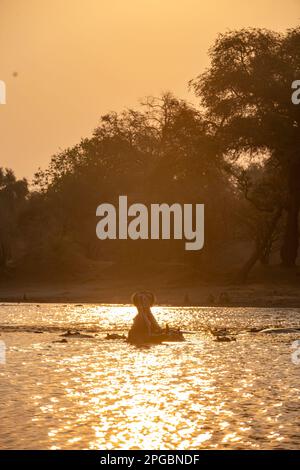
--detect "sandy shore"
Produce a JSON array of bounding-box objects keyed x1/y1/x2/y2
[{"x1": 0, "y1": 277, "x2": 299, "y2": 307}]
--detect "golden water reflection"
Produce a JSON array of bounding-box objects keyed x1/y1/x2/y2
[{"x1": 0, "y1": 304, "x2": 300, "y2": 449}]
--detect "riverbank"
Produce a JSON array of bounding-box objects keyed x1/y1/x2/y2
[{"x1": 0, "y1": 276, "x2": 299, "y2": 307}]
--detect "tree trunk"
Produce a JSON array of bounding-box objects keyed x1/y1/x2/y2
[
  {"x1": 280, "y1": 200, "x2": 299, "y2": 266},
  {"x1": 238, "y1": 207, "x2": 282, "y2": 282},
  {"x1": 260, "y1": 238, "x2": 272, "y2": 265},
  {"x1": 280, "y1": 164, "x2": 300, "y2": 267},
  {"x1": 0, "y1": 241, "x2": 9, "y2": 268}
]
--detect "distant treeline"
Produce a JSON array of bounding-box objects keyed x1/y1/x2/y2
[{"x1": 1, "y1": 27, "x2": 299, "y2": 281}]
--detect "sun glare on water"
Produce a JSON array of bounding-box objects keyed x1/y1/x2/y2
[{"x1": 1, "y1": 303, "x2": 299, "y2": 449}]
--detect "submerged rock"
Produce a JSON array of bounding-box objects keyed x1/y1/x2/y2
[
  {"x1": 259, "y1": 327, "x2": 300, "y2": 334},
  {"x1": 60, "y1": 330, "x2": 94, "y2": 338},
  {"x1": 247, "y1": 327, "x2": 262, "y2": 333},
  {"x1": 214, "y1": 335, "x2": 236, "y2": 342},
  {"x1": 210, "y1": 328, "x2": 229, "y2": 337},
  {"x1": 106, "y1": 333, "x2": 127, "y2": 340}
]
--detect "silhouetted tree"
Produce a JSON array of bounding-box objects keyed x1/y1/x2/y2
[
  {"x1": 191, "y1": 27, "x2": 300, "y2": 266},
  {"x1": 0, "y1": 168, "x2": 28, "y2": 268},
  {"x1": 32, "y1": 93, "x2": 237, "y2": 273}
]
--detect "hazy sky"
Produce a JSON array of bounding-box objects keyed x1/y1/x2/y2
[{"x1": 0, "y1": 0, "x2": 299, "y2": 180}]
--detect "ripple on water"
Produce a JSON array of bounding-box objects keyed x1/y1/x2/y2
[{"x1": 0, "y1": 304, "x2": 300, "y2": 449}]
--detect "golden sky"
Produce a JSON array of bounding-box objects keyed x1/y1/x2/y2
[{"x1": 0, "y1": 0, "x2": 299, "y2": 179}]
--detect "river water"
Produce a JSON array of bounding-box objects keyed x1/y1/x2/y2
[{"x1": 0, "y1": 303, "x2": 300, "y2": 449}]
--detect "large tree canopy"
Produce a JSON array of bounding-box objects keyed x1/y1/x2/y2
[
  {"x1": 190, "y1": 27, "x2": 300, "y2": 266},
  {"x1": 1, "y1": 28, "x2": 299, "y2": 282}
]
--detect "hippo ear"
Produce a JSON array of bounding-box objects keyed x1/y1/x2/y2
[
  {"x1": 131, "y1": 292, "x2": 140, "y2": 306},
  {"x1": 144, "y1": 291, "x2": 155, "y2": 306}
]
